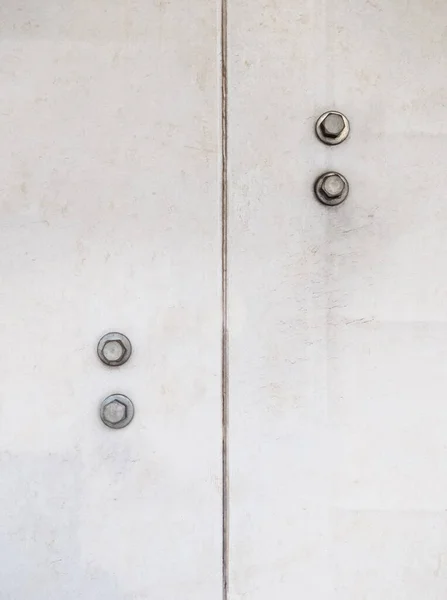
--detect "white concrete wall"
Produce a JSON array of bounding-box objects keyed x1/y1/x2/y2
[
  {"x1": 227, "y1": 1, "x2": 447, "y2": 598},
  {"x1": 1, "y1": 1, "x2": 447, "y2": 598},
  {"x1": 0, "y1": 2, "x2": 222, "y2": 599}
]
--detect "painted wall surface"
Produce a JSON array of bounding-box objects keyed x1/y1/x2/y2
[
  {"x1": 0, "y1": 2, "x2": 222, "y2": 599},
  {"x1": 1, "y1": 1, "x2": 447, "y2": 598},
  {"x1": 228, "y1": 1, "x2": 447, "y2": 599}
]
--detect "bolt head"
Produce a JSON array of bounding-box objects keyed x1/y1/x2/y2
[
  {"x1": 314, "y1": 171, "x2": 349, "y2": 206},
  {"x1": 97, "y1": 332, "x2": 132, "y2": 367},
  {"x1": 316, "y1": 111, "x2": 350, "y2": 145},
  {"x1": 103, "y1": 399, "x2": 127, "y2": 424},
  {"x1": 322, "y1": 174, "x2": 345, "y2": 199},
  {"x1": 100, "y1": 394, "x2": 135, "y2": 429},
  {"x1": 102, "y1": 339, "x2": 126, "y2": 363},
  {"x1": 321, "y1": 113, "x2": 345, "y2": 138}
]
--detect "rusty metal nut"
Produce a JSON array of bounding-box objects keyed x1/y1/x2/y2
[
  {"x1": 100, "y1": 394, "x2": 134, "y2": 429},
  {"x1": 314, "y1": 172, "x2": 349, "y2": 206},
  {"x1": 315, "y1": 111, "x2": 350, "y2": 145},
  {"x1": 97, "y1": 332, "x2": 132, "y2": 366}
]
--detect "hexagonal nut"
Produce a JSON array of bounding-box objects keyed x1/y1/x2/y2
[
  {"x1": 97, "y1": 332, "x2": 132, "y2": 366},
  {"x1": 102, "y1": 339, "x2": 126, "y2": 363},
  {"x1": 321, "y1": 113, "x2": 345, "y2": 138},
  {"x1": 314, "y1": 172, "x2": 349, "y2": 206},
  {"x1": 322, "y1": 174, "x2": 345, "y2": 199},
  {"x1": 103, "y1": 399, "x2": 127, "y2": 424},
  {"x1": 100, "y1": 394, "x2": 134, "y2": 429},
  {"x1": 316, "y1": 111, "x2": 350, "y2": 145}
]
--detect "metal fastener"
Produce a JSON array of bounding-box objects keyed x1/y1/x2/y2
[
  {"x1": 100, "y1": 394, "x2": 135, "y2": 429},
  {"x1": 314, "y1": 172, "x2": 349, "y2": 206},
  {"x1": 315, "y1": 111, "x2": 350, "y2": 145},
  {"x1": 97, "y1": 332, "x2": 132, "y2": 367}
]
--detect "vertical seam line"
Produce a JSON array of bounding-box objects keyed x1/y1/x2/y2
[{"x1": 220, "y1": 0, "x2": 229, "y2": 597}]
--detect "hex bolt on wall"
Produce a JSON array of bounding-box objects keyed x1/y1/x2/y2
[
  {"x1": 315, "y1": 111, "x2": 350, "y2": 145},
  {"x1": 314, "y1": 172, "x2": 349, "y2": 206},
  {"x1": 97, "y1": 332, "x2": 132, "y2": 367},
  {"x1": 100, "y1": 394, "x2": 135, "y2": 429}
]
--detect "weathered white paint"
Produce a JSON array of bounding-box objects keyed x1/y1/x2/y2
[
  {"x1": 2, "y1": 0, "x2": 447, "y2": 597},
  {"x1": 0, "y1": 2, "x2": 221, "y2": 598},
  {"x1": 228, "y1": 1, "x2": 447, "y2": 598}
]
